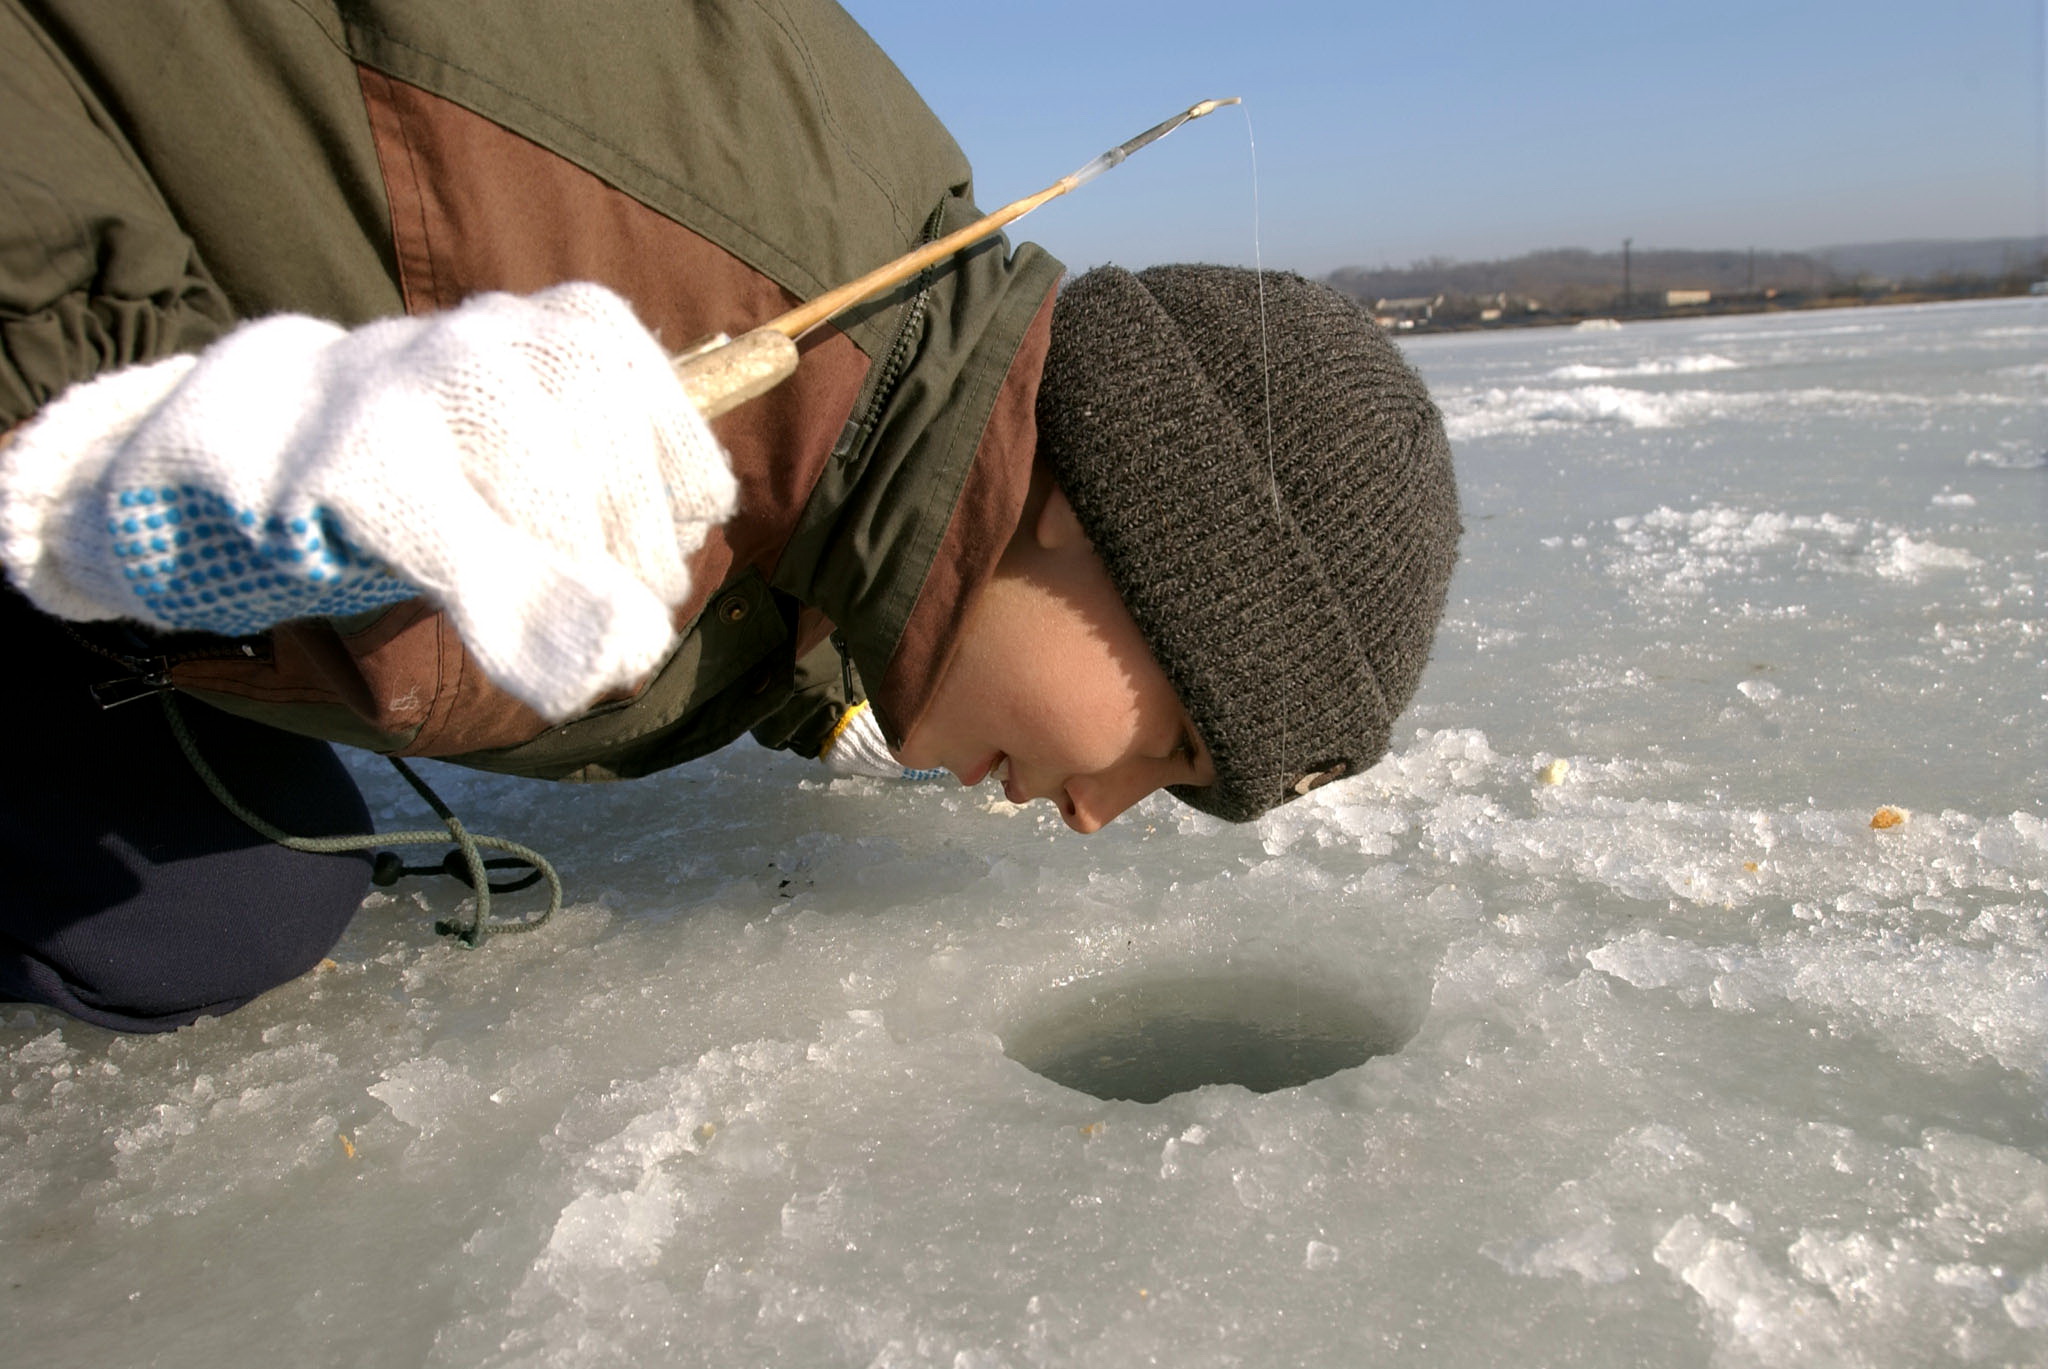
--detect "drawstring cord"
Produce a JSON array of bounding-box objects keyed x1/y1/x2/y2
[{"x1": 157, "y1": 693, "x2": 559, "y2": 945}]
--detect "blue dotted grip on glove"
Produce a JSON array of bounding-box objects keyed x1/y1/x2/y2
[{"x1": 109, "y1": 485, "x2": 416, "y2": 635}]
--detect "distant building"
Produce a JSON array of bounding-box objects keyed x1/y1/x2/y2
[
  {"x1": 1373, "y1": 295, "x2": 1442, "y2": 330},
  {"x1": 1665, "y1": 289, "x2": 1712, "y2": 308},
  {"x1": 1477, "y1": 292, "x2": 1532, "y2": 322}
]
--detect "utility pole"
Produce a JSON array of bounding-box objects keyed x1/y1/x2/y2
[
  {"x1": 1748, "y1": 247, "x2": 1756, "y2": 293},
  {"x1": 1622, "y1": 237, "x2": 1632, "y2": 312}
]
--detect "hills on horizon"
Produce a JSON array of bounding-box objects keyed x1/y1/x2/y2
[
  {"x1": 1325, "y1": 236, "x2": 2045, "y2": 315},
  {"x1": 1805, "y1": 237, "x2": 2047, "y2": 280}
]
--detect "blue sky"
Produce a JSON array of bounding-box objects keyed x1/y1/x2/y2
[{"x1": 838, "y1": 1, "x2": 2047, "y2": 274}]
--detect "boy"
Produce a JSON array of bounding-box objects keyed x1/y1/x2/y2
[{"x1": 0, "y1": 0, "x2": 1460, "y2": 1032}]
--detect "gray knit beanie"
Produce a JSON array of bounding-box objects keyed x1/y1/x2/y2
[{"x1": 1036, "y1": 265, "x2": 1461, "y2": 822}]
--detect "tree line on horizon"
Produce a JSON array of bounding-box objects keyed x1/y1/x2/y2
[{"x1": 1323, "y1": 237, "x2": 2047, "y2": 324}]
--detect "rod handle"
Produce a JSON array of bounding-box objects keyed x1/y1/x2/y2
[{"x1": 670, "y1": 327, "x2": 801, "y2": 420}]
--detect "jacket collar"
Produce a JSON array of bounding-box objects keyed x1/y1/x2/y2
[{"x1": 775, "y1": 260, "x2": 1061, "y2": 748}]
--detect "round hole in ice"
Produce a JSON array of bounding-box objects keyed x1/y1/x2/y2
[{"x1": 1003, "y1": 972, "x2": 1417, "y2": 1103}]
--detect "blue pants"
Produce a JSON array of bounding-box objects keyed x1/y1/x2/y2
[{"x1": 1, "y1": 590, "x2": 372, "y2": 1033}]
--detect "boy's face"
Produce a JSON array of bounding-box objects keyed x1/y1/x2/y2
[{"x1": 895, "y1": 476, "x2": 1216, "y2": 832}]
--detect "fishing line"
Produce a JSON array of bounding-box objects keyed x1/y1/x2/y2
[
  {"x1": 1238, "y1": 100, "x2": 1289, "y2": 783},
  {"x1": 1241, "y1": 102, "x2": 1279, "y2": 522}
]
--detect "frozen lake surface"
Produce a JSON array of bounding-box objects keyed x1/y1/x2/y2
[{"x1": 5, "y1": 297, "x2": 2045, "y2": 1366}]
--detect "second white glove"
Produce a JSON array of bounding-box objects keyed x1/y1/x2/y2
[{"x1": 0, "y1": 283, "x2": 737, "y2": 720}]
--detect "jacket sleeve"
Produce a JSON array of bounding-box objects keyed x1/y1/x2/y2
[{"x1": 0, "y1": 2, "x2": 235, "y2": 431}]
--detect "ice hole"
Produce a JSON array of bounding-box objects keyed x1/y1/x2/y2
[{"x1": 1004, "y1": 972, "x2": 1419, "y2": 1104}]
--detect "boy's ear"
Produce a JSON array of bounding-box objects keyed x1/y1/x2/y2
[{"x1": 1033, "y1": 480, "x2": 1092, "y2": 553}]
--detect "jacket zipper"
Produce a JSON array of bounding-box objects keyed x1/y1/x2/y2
[{"x1": 829, "y1": 201, "x2": 948, "y2": 463}]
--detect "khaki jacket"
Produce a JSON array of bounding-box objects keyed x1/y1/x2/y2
[{"x1": 2, "y1": 0, "x2": 1061, "y2": 779}]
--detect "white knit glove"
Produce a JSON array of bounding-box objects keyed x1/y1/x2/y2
[
  {"x1": 819, "y1": 700, "x2": 947, "y2": 781},
  {"x1": 0, "y1": 283, "x2": 735, "y2": 720}
]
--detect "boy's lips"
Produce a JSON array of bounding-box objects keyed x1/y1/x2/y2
[{"x1": 958, "y1": 751, "x2": 1003, "y2": 787}]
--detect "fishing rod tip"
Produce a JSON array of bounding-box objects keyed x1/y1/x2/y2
[{"x1": 1191, "y1": 97, "x2": 1244, "y2": 116}]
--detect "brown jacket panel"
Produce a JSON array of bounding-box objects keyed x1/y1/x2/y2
[
  {"x1": 875, "y1": 289, "x2": 1055, "y2": 747},
  {"x1": 173, "y1": 70, "x2": 872, "y2": 757}
]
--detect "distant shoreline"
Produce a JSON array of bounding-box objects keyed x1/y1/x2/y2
[
  {"x1": 1344, "y1": 279, "x2": 2041, "y2": 337},
  {"x1": 1325, "y1": 235, "x2": 2046, "y2": 335}
]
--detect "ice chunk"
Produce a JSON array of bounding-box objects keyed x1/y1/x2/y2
[
  {"x1": 1483, "y1": 1222, "x2": 1633, "y2": 1284},
  {"x1": 1655, "y1": 1216, "x2": 1852, "y2": 1365},
  {"x1": 536, "y1": 1172, "x2": 680, "y2": 1280},
  {"x1": 1441, "y1": 384, "x2": 1761, "y2": 441},
  {"x1": 1548, "y1": 353, "x2": 1740, "y2": 380},
  {"x1": 14, "y1": 1031, "x2": 70, "y2": 1068},
  {"x1": 366, "y1": 1057, "x2": 486, "y2": 1138},
  {"x1": 1588, "y1": 932, "x2": 1714, "y2": 994},
  {"x1": 1873, "y1": 535, "x2": 1980, "y2": 579},
  {"x1": 2005, "y1": 1266, "x2": 2048, "y2": 1330}
]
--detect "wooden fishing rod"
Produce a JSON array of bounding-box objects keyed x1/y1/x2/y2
[{"x1": 672, "y1": 97, "x2": 1241, "y2": 419}]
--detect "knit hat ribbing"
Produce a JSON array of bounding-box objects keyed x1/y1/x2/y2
[{"x1": 1035, "y1": 265, "x2": 1461, "y2": 822}]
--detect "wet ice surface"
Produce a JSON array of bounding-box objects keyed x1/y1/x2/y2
[{"x1": 5, "y1": 299, "x2": 2046, "y2": 1366}]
